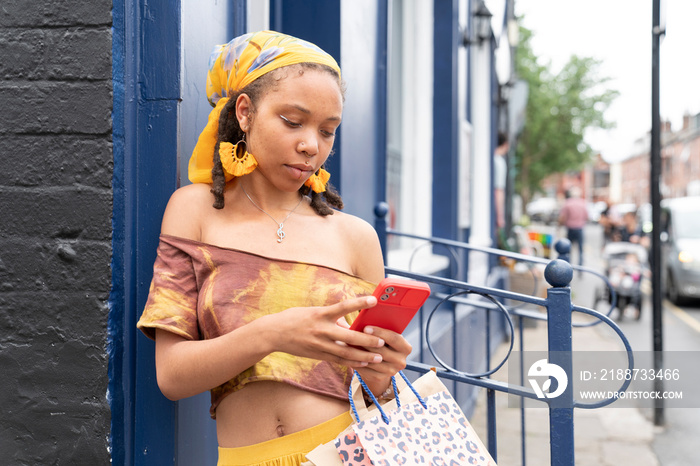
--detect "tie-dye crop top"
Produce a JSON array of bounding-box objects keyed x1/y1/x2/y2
[{"x1": 137, "y1": 234, "x2": 376, "y2": 419}]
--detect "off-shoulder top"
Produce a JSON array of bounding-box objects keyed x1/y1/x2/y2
[{"x1": 137, "y1": 234, "x2": 376, "y2": 418}]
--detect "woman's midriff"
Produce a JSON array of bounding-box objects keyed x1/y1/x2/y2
[{"x1": 215, "y1": 381, "x2": 350, "y2": 448}]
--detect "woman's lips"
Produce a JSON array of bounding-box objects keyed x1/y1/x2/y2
[{"x1": 285, "y1": 164, "x2": 313, "y2": 180}]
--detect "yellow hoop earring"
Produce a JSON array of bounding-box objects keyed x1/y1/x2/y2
[
  {"x1": 219, "y1": 138, "x2": 258, "y2": 177},
  {"x1": 304, "y1": 167, "x2": 331, "y2": 193}
]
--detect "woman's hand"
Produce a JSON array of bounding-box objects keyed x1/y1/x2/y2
[
  {"x1": 268, "y1": 295, "x2": 412, "y2": 396},
  {"x1": 335, "y1": 319, "x2": 412, "y2": 397},
  {"x1": 267, "y1": 296, "x2": 390, "y2": 369},
  {"x1": 354, "y1": 327, "x2": 412, "y2": 396}
]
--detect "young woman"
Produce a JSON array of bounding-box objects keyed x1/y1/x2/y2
[{"x1": 137, "y1": 31, "x2": 411, "y2": 466}]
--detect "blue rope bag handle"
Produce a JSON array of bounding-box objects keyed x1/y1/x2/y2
[{"x1": 349, "y1": 371, "x2": 428, "y2": 424}]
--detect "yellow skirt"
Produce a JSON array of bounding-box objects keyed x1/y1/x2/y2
[{"x1": 217, "y1": 411, "x2": 353, "y2": 466}]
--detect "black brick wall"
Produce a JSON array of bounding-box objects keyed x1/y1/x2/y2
[{"x1": 0, "y1": 1, "x2": 113, "y2": 464}]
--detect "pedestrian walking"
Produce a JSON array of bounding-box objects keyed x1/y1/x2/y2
[{"x1": 558, "y1": 186, "x2": 589, "y2": 266}]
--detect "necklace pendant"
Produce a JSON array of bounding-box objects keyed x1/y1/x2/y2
[
  {"x1": 240, "y1": 185, "x2": 302, "y2": 244},
  {"x1": 276, "y1": 223, "x2": 285, "y2": 243}
]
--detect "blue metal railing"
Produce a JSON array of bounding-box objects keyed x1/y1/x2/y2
[{"x1": 376, "y1": 213, "x2": 633, "y2": 465}]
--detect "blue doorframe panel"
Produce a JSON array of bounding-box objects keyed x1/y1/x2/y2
[
  {"x1": 270, "y1": 0, "x2": 283, "y2": 32},
  {"x1": 133, "y1": 0, "x2": 182, "y2": 462},
  {"x1": 374, "y1": 1, "x2": 389, "y2": 233},
  {"x1": 133, "y1": 101, "x2": 179, "y2": 466},
  {"x1": 108, "y1": 0, "x2": 130, "y2": 462},
  {"x1": 432, "y1": 0, "x2": 461, "y2": 242},
  {"x1": 109, "y1": 0, "x2": 181, "y2": 464},
  {"x1": 269, "y1": 0, "x2": 341, "y2": 68},
  {"x1": 231, "y1": 0, "x2": 247, "y2": 37},
  {"x1": 270, "y1": 0, "x2": 342, "y2": 193}
]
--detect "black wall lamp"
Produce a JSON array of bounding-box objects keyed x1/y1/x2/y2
[{"x1": 462, "y1": 0, "x2": 493, "y2": 47}]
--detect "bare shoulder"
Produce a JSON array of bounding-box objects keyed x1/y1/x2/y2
[
  {"x1": 160, "y1": 183, "x2": 215, "y2": 240},
  {"x1": 332, "y1": 210, "x2": 378, "y2": 243},
  {"x1": 330, "y1": 210, "x2": 385, "y2": 282}
]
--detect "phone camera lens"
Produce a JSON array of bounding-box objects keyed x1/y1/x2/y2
[
  {"x1": 385, "y1": 287, "x2": 395, "y2": 293},
  {"x1": 380, "y1": 294, "x2": 390, "y2": 301}
]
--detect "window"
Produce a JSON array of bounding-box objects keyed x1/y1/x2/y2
[{"x1": 385, "y1": 0, "x2": 443, "y2": 273}]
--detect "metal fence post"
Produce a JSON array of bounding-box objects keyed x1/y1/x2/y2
[{"x1": 544, "y1": 259, "x2": 575, "y2": 466}]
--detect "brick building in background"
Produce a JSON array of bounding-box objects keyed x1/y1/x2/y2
[
  {"x1": 548, "y1": 111, "x2": 700, "y2": 212},
  {"x1": 661, "y1": 113, "x2": 700, "y2": 198},
  {"x1": 617, "y1": 113, "x2": 700, "y2": 206},
  {"x1": 0, "y1": 1, "x2": 112, "y2": 463}
]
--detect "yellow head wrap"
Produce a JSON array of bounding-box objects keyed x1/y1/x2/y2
[{"x1": 188, "y1": 31, "x2": 341, "y2": 184}]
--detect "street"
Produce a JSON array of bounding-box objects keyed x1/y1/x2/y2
[{"x1": 570, "y1": 223, "x2": 700, "y2": 466}]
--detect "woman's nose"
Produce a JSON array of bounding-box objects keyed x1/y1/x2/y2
[{"x1": 298, "y1": 134, "x2": 318, "y2": 156}]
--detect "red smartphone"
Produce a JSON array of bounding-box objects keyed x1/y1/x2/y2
[{"x1": 349, "y1": 277, "x2": 431, "y2": 334}]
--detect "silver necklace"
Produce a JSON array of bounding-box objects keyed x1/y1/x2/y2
[{"x1": 241, "y1": 185, "x2": 304, "y2": 243}]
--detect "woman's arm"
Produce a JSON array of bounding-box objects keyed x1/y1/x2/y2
[
  {"x1": 155, "y1": 295, "x2": 390, "y2": 400},
  {"x1": 154, "y1": 318, "x2": 271, "y2": 400}
]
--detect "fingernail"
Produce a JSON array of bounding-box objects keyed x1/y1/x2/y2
[
  {"x1": 364, "y1": 327, "x2": 374, "y2": 335},
  {"x1": 376, "y1": 338, "x2": 385, "y2": 347},
  {"x1": 373, "y1": 355, "x2": 383, "y2": 363}
]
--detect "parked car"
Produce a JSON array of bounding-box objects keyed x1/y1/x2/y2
[{"x1": 660, "y1": 197, "x2": 700, "y2": 304}]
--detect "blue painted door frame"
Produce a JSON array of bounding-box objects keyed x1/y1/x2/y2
[
  {"x1": 110, "y1": 0, "x2": 181, "y2": 464},
  {"x1": 433, "y1": 0, "x2": 469, "y2": 282},
  {"x1": 433, "y1": 0, "x2": 460, "y2": 241}
]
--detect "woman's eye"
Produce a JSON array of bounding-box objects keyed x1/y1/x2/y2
[
  {"x1": 279, "y1": 115, "x2": 301, "y2": 127},
  {"x1": 321, "y1": 129, "x2": 336, "y2": 138}
]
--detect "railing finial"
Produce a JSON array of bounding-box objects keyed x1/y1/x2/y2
[
  {"x1": 555, "y1": 238, "x2": 572, "y2": 262},
  {"x1": 374, "y1": 201, "x2": 390, "y2": 220},
  {"x1": 544, "y1": 259, "x2": 573, "y2": 287}
]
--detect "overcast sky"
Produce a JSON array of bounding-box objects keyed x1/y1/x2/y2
[{"x1": 515, "y1": 0, "x2": 700, "y2": 162}]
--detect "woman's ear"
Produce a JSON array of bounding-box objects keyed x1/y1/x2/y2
[{"x1": 235, "y1": 93, "x2": 252, "y2": 131}]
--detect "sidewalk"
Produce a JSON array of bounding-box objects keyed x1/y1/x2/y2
[{"x1": 470, "y1": 277, "x2": 661, "y2": 465}]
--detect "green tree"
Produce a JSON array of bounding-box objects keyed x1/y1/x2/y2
[{"x1": 515, "y1": 25, "x2": 619, "y2": 206}]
